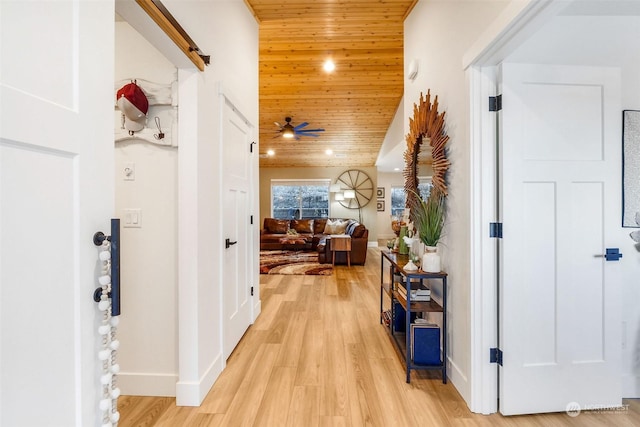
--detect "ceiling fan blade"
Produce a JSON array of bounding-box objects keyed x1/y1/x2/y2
[
  {"x1": 293, "y1": 122, "x2": 309, "y2": 131},
  {"x1": 297, "y1": 128, "x2": 325, "y2": 133},
  {"x1": 298, "y1": 133, "x2": 321, "y2": 138},
  {"x1": 274, "y1": 122, "x2": 283, "y2": 128}
]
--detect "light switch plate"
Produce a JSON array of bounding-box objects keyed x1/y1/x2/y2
[{"x1": 123, "y1": 208, "x2": 141, "y2": 228}]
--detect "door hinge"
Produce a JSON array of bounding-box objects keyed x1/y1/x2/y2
[
  {"x1": 250, "y1": 215, "x2": 253, "y2": 225},
  {"x1": 490, "y1": 348, "x2": 503, "y2": 365},
  {"x1": 489, "y1": 222, "x2": 503, "y2": 238},
  {"x1": 489, "y1": 95, "x2": 502, "y2": 112},
  {"x1": 250, "y1": 286, "x2": 254, "y2": 296},
  {"x1": 250, "y1": 141, "x2": 256, "y2": 153}
]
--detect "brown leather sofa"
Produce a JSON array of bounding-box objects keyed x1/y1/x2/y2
[
  {"x1": 260, "y1": 218, "x2": 325, "y2": 250},
  {"x1": 260, "y1": 217, "x2": 369, "y2": 265}
]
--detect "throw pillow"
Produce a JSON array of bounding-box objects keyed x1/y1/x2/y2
[
  {"x1": 264, "y1": 218, "x2": 289, "y2": 234},
  {"x1": 291, "y1": 219, "x2": 313, "y2": 234},
  {"x1": 324, "y1": 218, "x2": 347, "y2": 235},
  {"x1": 334, "y1": 220, "x2": 348, "y2": 234}
]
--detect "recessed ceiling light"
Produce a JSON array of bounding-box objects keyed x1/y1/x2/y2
[
  {"x1": 394, "y1": 167, "x2": 400, "y2": 171},
  {"x1": 323, "y1": 59, "x2": 335, "y2": 73},
  {"x1": 325, "y1": 149, "x2": 333, "y2": 155},
  {"x1": 267, "y1": 149, "x2": 275, "y2": 156}
]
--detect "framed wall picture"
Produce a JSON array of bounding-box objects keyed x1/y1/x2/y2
[
  {"x1": 377, "y1": 200, "x2": 385, "y2": 212},
  {"x1": 377, "y1": 187, "x2": 385, "y2": 198},
  {"x1": 623, "y1": 110, "x2": 640, "y2": 227}
]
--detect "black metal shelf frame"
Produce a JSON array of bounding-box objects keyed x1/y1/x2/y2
[{"x1": 380, "y1": 250, "x2": 447, "y2": 383}]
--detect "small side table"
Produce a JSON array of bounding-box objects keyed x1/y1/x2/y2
[{"x1": 330, "y1": 235, "x2": 352, "y2": 267}]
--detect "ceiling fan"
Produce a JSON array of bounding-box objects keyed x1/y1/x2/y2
[{"x1": 274, "y1": 117, "x2": 325, "y2": 139}]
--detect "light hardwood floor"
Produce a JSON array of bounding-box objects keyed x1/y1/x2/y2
[{"x1": 119, "y1": 248, "x2": 640, "y2": 426}]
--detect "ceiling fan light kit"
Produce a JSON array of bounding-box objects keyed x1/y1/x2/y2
[
  {"x1": 274, "y1": 117, "x2": 325, "y2": 140},
  {"x1": 282, "y1": 125, "x2": 295, "y2": 138}
]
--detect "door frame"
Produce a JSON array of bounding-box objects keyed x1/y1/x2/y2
[{"x1": 465, "y1": 0, "x2": 572, "y2": 414}]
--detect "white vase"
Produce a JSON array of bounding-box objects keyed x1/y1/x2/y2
[{"x1": 422, "y1": 246, "x2": 441, "y2": 273}]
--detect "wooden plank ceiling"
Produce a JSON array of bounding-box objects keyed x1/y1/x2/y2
[{"x1": 245, "y1": 0, "x2": 417, "y2": 168}]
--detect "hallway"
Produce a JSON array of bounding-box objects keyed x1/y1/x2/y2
[{"x1": 118, "y1": 248, "x2": 640, "y2": 426}]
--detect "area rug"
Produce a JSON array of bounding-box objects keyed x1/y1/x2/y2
[{"x1": 259, "y1": 250, "x2": 333, "y2": 275}]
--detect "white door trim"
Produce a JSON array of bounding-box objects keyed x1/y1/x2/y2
[
  {"x1": 465, "y1": 0, "x2": 570, "y2": 414},
  {"x1": 468, "y1": 65, "x2": 499, "y2": 414}
]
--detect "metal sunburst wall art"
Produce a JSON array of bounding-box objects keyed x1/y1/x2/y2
[{"x1": 403, "y1": 90, "x2": 450, "y2": 224}]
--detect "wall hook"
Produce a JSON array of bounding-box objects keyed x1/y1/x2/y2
[{"x1": 154, "y1": 116, "x2": 165, "y2": 140}]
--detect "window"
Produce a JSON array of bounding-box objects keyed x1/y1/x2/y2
[
  {"x1": 390, "y1": 186, "x2": 406, "y2": 217},
  {"x1": 271, "y1": 179, "x2": 330, "y2": 219},
  {"x1": 390, "y1": 178, "x2": 433, "y2": 217}
]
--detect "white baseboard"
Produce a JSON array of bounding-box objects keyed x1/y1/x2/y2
[
  {"x1": 118, "y1": 372, "x2": 178, "y2": 397},
  {"x1": 176, "y1": 352, "x2": 224, "y2": 406},
  {"x1": 623, "y1": 374, "x2": 640, "y2": 398},
  {"x1": 447, "y1": 356, "x2": 471, "y2": 408}
]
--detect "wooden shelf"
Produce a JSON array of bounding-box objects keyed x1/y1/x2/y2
[{"x1": 393, "y1": 290, "x2": 443, "y2": 313}]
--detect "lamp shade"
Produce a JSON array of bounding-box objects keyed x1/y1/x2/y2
[
  {"x1": 282, "y1": 125, "x2": 294, "y2": 138},
  {"x1": 329, "y1": 184, "x2": 341, "y2": 193},
  {"x1": 344, "y1": 189, "x2": 356, "y2": 199},
  {"x1": 335, "y1": 192, "x2": 344, "y2": 201}
]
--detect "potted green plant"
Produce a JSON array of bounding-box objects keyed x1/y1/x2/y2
[{"x1": 409, "y1": 189, "x2": 445, "y2": 272}]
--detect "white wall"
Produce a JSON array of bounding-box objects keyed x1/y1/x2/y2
[
  {"x1": 376, "y1": 172, "x2": 405, "y2": 242},
  {"x1": 167, "y1": 0, "x2": 259, "y2": 406},
  {"x1": 118, "y1": 0, "x2": 259, "y2": 405},
  {"x1": 404, "y1": 0, "x2": 510, "y2": 405},
  {"x1": 115, "y1": 21, "x2": 179, "y2": 396}
]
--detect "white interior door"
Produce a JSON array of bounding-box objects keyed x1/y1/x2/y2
[
  {"x1": 221, "y1": 97, "x2": 253, "y2": 360},
  {"x1": 0, "y1": 1, "x2": 113, "y2": 426},
  {"x1": 499, "y1": 63, "x2": 622, "y2": 415}
]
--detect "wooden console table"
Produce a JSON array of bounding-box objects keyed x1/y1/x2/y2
[{"x1": 380, "y1": 249, "x2": 448, "y2": 383}]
